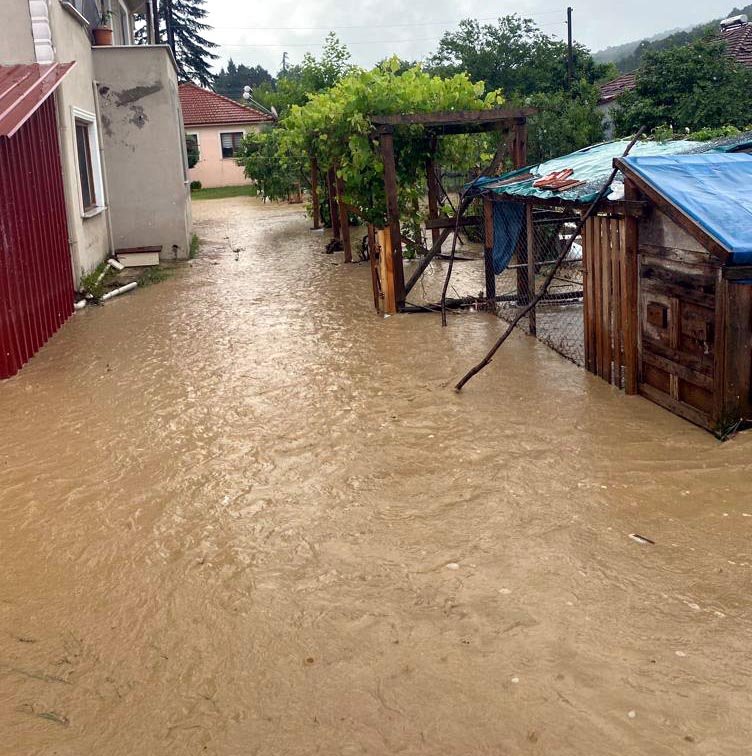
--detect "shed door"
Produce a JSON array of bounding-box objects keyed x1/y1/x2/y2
[
  {"x1": 638, "y1": 248, "x2": 718, "y2": 430},
  {"x1": 0, "y1": 96, "x2": 74, "y2": 379}
]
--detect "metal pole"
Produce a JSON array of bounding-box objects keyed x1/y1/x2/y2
[
  {"x1": 150, "y1": 0, "x2": 160, "y2": 43},
  {"x1": 164, "y1": 0, "x2": 175, "y2": 56}
]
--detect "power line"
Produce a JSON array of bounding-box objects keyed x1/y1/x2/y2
[
  {"x1": 217, "y1": 22, "x2": 567, "y2": 49},
  {"x1": 210, "y1": 11, "x2": 564, "y2": 32}
]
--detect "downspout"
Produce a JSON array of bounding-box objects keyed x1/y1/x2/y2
[
  {"x1": 54, "y1": 97, "x2": 82, "y2": 284},
  {"x1": 91, "y1": 80, "x2": 116, "y2": 256}
]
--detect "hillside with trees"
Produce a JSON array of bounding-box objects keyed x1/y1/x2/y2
[
  {"x1": 595, "y1": 4, "x2": 752, "y2": 72},
  {"x1": 612, "y1": 37, "x2": 752, "y2": 135}
]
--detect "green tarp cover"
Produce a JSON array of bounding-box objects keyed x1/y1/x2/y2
[{"x1": 469, "y1": 134, "x2": 752, "y2": 204}]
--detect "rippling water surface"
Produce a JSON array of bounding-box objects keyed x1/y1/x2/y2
[{"x1": 2, "y1": 197, "x2": 752, "y2": 755}]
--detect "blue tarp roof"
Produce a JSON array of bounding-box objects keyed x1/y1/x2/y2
[
  {"x1": 622, "y1": 153, "x2": 752, "y2": 264},
  {"x1": 468, "y1": 132, "x2": 752, "y2": 204}
]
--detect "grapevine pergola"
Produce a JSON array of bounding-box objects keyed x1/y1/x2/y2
[{"x1": 310, "y1": 107, "x2": 535, "y2": 313}]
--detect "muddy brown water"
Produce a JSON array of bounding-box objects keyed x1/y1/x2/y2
[{"x1": 2, "y1": 197, "x2": 752, "y2": 755}]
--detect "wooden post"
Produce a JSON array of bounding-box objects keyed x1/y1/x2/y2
[
  {"x1": 335, "y1": 172, "x2": 352, "y2": 263},
  {"x1": 368, "y1": 224, "x2": 380, "y2": 311},
  {"x1": 483, "y1": 196, "x2": 495, "y2": 300},
  {"x1": 327, "y1": 167, "x2": 341, "y2": 241},
  {"x1": 310, "y1": 157, "x2": 321, "y2": 229},
  {"x1": 512, "y1": 120, "x2": 528, "y2": 169},
  {"x1": 583, "y1": 215, "x2": 596, "y2": 374},
  {"x1": 515, "y1": 205, "x2": 530, "y2": 311},
  {"x1": 622, "y1": 179, "x2": 640, "y2": 394},
  {"x1": 526, "y1": 204, "x2": 536, "y2": 335},
  {"x1": 426, "y1": 137, "x2": 441, "y2": 247},
  {"x1": 379, "y1": 127, "x2": 405, "y2": 310},
  {"x1": 377, "y1": 228, "x2": 397, "y2": 314}
]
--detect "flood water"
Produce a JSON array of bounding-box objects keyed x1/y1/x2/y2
[{"x1": 2, "y1": 197, "x2": 752, "y2": 755}]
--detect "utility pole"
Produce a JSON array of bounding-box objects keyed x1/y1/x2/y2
[
  {"x1": 566, "y1": 6, "x2": 574, "y2": 91},
  {"x1": 282, "y1": 51, "x2": 288, "y2": 74}
]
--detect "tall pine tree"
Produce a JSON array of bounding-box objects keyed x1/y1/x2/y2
[{"x1": 159, "y1": 0, "x2": 218, "y2": 87}]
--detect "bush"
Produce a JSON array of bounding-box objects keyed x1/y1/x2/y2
[{"x1": 190, "y1": 180, "x2": 202, "y2": 192}]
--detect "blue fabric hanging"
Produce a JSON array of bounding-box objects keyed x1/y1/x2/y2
[{"x1": 492, "y1": 202, "x2": 524, "y2": 275}]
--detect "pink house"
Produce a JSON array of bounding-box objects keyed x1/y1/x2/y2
[{"x1": 179, "y1": 83, "x2": 274, "y2": 189}]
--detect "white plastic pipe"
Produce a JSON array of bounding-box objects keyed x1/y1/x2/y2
[
  {"x1": 74, "y1": 299, "x2": 87, "y2": 310},
  {"x1": 100, "y1": 282, "x2": 138, "y2": 302}
]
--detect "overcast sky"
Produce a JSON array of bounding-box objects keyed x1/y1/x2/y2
[{"x1": 204, "y1": 0, "x2": 739, "y2": 76}]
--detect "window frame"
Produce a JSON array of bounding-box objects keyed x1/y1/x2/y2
[
  {"x1": 117, "y1": 0, "x2": 132, "y2": 45},
  {"x1": 219, "y1": 130, "x2": 244, "y2": 160},
  {"x1": 71, "y1": 107, "x2": 105, "y2": 218}
]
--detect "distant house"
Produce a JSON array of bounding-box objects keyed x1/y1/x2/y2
[
  {"x1": 1, "y1": 0, "x2": 191, "y2": 378},
  {"x1": 598, "y1": 15, "x2": 752, "y2": 136},
  {"x1": 179, "y1": 83, "x2": 275, "y2": 188}
]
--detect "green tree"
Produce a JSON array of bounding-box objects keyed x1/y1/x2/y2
[
  {"x1": 238, "y1": 127, "x2": 304, "y2": 200},
  {"x1": 160, "y1": 0, "x2": 218, "y2": 87},
  {"x1": 254, "y1": 33, "x2": 354, "y2": 116},
  {"x1": 524, "y1": 83, "x2": 605, "y2": 163},
  {"x1": 428, "y1": 15, "x2": 613, "y2": 96},
  {"x1": 278, "y1": 58, "x2": 505, "y2": 228},
  {"x1": 214, "y1": 60, "x2": 275, "y2": 101},
  {"x1": 612, "y1": 37, "x2": 752, "y2": 135}
]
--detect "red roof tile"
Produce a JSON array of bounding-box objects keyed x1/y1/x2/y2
[
  {"x1": 722, "y1": 21, "x2": 752, "y2": 68},
  {"x1": 598, "y1": 22, "x2": 752, "y2": 105},
  {"x1": 598, "y1": 73, "x2": 636, "y2": 104},
  {"x1": 179, "y1": 82, "x2": 274, "y2": 126},
  {"x1": 0, "y1": 63, "x2": 75, "y2": 138}
]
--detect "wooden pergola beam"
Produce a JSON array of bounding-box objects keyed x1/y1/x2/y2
[{"x1": 370, "y1": 107, "x2": 536, "y2": 129}]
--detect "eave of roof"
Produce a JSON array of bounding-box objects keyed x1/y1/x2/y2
[
  {"x1": 178, "y1": 82, "x2": 274, "y2": 127},
  {"x1": 0, "y1": 62, "x2": 76, "y2": 138}
]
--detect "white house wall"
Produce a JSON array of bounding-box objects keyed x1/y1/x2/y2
[
  {"x1": 93, "y1": 46, "x2": 192, "y2": 260},
  {"x1": 48, "y1": 0, "x2": 111, "y2": 283},
  {"x1": 0, "y1": 1, "x2": 36, "y2": 63}
]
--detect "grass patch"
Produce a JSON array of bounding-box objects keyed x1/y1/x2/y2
[
  {"x1": 137, "y1": 266, "x2": 173, "y2": 287},
  {"x1": 79, "y1": 261, "x2": 116, "y2": 299},
  {"x1": 189, "y1": 233, "x2": 200, "y2": 259},
  {"x1": 191, "y1": 184, "x2": 257, "y2": 201}
]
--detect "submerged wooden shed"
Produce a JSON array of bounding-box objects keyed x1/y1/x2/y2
[
  {"x1": 618, "y1": 153, "x2": 752, "y2": 436},
  {"x1": 470, "y1": 139, "x2": 752, "y2": 436}
]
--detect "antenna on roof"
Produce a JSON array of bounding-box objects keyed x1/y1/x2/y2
[{"x1": 240, "y1": 85, "x2": 275, "y2": 118}]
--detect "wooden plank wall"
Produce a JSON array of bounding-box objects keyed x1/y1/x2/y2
[{"x1": 583, "y1": 215, "x2": 627, "y2": 388}]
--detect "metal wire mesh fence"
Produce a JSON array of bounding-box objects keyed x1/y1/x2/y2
[{"x1": 483, "y1": 201, "x2": 586, "y2": 367}]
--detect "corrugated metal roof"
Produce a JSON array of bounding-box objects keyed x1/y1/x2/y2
[
  {"x1": 179, "y1": 82, "x2": 274, "y2": 126},
  {"x1": 0, "y1": 63, "x2": 76, "y2": 138}
]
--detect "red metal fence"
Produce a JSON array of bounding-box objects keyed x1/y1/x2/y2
[{"x1": 0, "y1": 95, "x2": 73, "y2": 379}]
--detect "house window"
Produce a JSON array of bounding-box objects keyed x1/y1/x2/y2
[
  {"x1": 185, "y1": 133, "x2": 200, "y2": 170},
  {"x1": 220, "y1": 131, "x2": 244, "y2": 158},
  {"x1": 72, "y1": 108, "x2": 104, "y2": 216}
]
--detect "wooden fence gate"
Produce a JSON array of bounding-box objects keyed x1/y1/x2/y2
[{"x1": 582, "y1": 214, "x2": 638, "y2": 393}]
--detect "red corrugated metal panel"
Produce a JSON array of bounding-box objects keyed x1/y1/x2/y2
[
  {"x1": 0, "y1": 95, "x2": 74, "y2": 379},
  {"x1": 0, "y1": 62, "x2": 75, "y2": 138}
]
